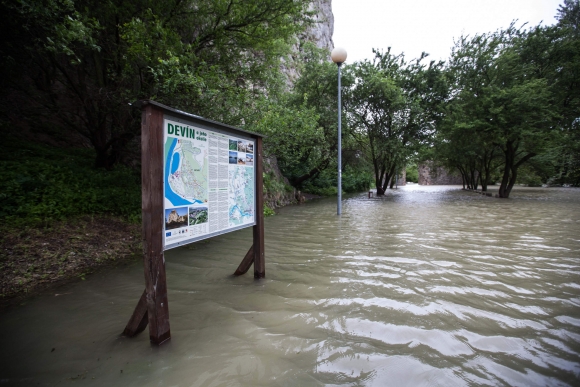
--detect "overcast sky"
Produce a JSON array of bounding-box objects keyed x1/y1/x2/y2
[{"x1": 332, "y1": 0, "x2": 563, "y2": 63}]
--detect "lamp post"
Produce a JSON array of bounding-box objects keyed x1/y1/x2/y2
[{"x1": 331, "y1": 47, "x2": 347, "y2": 216}]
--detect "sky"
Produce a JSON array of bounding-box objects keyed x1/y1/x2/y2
[{"x1": 332, "y1": 0, "x2": 563, "y2": 63}]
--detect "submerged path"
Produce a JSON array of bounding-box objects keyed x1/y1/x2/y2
[{"x1": 1, "y1": 186, "x2": 579, "y2": 386}]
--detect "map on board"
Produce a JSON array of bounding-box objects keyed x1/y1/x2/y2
[
  {"x1": 228, "y1": 166, "x2": 255, "y2": 226},
  {"x1": 164, "y1": 136, "x2": 208, "y2": 207},
  {"x1": 163, "y1": 117, "x2": 256, "y2": 250}
]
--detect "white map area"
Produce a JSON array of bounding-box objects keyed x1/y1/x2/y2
[
  {"x1": 166, "y1": 137, "x2": 208, "y2": 206},
  {"x1": 228, "y1": 166, "x2": 254, "y2": 226}
]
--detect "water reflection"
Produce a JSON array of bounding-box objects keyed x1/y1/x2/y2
[{"x1": 0, "y1": 186, "x2": 579, "y2": 386}]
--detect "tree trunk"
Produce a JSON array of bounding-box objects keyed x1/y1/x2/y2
[
  {"x1": 375, "y1": 162, "x2": 386, "y2": 195},
  {"x1": 498, "y1": 141, "x2": 515, "y2": 198},
  {"x1": 381, "y1": 164, "x2": 396, "y2": 192}
]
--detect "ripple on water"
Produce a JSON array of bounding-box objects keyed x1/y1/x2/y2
[{"x1": 0, "y1": 186, "x2": 579, "y2": 386}]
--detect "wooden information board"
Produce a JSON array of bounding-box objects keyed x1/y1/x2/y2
[{"x1": 123, "y1": 100, "x2": 265, "y2": 345}]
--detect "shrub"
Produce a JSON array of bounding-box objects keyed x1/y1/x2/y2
[{"x1": 0, "y1": 136, "x2": 141, "y2": 226}]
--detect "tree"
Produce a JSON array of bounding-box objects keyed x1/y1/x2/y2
[
  {"x1": 552, "y1": 0, "x2": 580, "y2": 185},
  {"x1": 441, "y1": 26, "x2": 558, "y2": 197},
  {"x1": 249, "y1": 44, "x2": 359, "y2": 189},
  {"x1": 0, "y1": 0, "x2": 314, "y2": 169},
  {"x1": 347, "y1": 49, "x2": 447, "y2": 195}
]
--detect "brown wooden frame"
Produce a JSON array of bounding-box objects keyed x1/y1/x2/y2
[{"x1": 123, "y1": 101, "x2": 265, "y2": 345}]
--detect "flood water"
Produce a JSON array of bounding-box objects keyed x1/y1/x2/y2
[{"x1": 1, "y1": 186, "x2": 580, "y2": 386}]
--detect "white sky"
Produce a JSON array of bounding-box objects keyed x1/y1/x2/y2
[{"x1": 332, "y1": 0, "x2": 563, "y2": 63}]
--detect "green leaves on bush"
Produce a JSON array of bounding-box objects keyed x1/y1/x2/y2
[{"x1": 0, "y1": 137, "x2": 141, "y2": 226}]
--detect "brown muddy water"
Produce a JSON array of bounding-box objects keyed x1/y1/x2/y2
[{"x1": 1, "y1": 186, "x2": 579, "y2": 386}]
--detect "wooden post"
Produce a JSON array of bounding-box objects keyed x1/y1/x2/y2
[
  {"x1": 123, "y1": 289, "x2": 148, "y2": 337},
  {"x1": 234, "y1": 137, "x2": 265, "y2": 278},
  {"x1": 253, "y1": 137, "x2": 265, "y2": 278},
  {"x1": 234, "y1": 245, "x2": 255, "y2": 276},
  {"x1": 139, "y1": 102, "x2": 171, "y2": 345}
]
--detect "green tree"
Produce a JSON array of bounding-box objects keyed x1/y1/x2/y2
[
  {"x1": 250, "y1": 44, "x2": 357, "y2": 189},
  {"x1": 347, "y1": 49, "x2": 447, "y2": 194},
  {"x1": 441, "y1": 26, "x2": 558, "y2": 197},
  {"x1": 552, "y1": 0, "x2": 580, "y2": 185},
  {"x1": 0, "y1": 0, "x2": 313, "y2": 169}
]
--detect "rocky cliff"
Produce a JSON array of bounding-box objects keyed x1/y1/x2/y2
[
  {"x1": 282, "y1": 0, "x2": 334, "y2": 84},
  {"x1": 418, "y1": 163, "x2": 463, "y2": 185},
  {"x1": 303, "y1": 0, "x2": 334, "y2": 52}
]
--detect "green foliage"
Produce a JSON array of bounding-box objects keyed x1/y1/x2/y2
[
  {"x1": 0, "y1": 0, "x2": 314, "y2": 169},
  {"x1": 248, "y1": 44, "x2": 349, "y2": 188},
  {"x1": 434, "y1": 23, "x2": 567, "y2": 195},
  {"x1": 263, "y1": 205, "x2": 276, "y2": 217},
  {"x1": 516, "y1": 165, "x2": 544, "y2": 187},
  {"x1": 342, "y1": 167, "x2": 373, "y2": 193},
  {"x1": 251, "y1": 96, "x2": 323, "y2": 181},
  {"x1": 302, "y1": 166, "x2": 371, "y2": 196},
  {"x1": 346, "y1": 49, "x2": 448, "y2": 193},
  {"x1": 406, "y1": 164, "x2": 419, "y2": 183},
  {"x1": 262, "y1": 172, "x2": 293, "y2": 197},
  {"x1": 0, "y1": 136, "x2": 141, "y2": 226}
]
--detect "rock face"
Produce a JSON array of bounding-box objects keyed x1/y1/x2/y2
[
  {"x1": 418, "y1": 163, "x2": 463, "y2": 185},
  {"x1": 167, "y1": 210, "x2": 179, "y2": 223},
  {"x1": 167, "y1": 210, "x2": 186, "y2": 224},
  {"x1": 263, "y1": 155, "x2": 304, "y2": 209},
  {"x1": 398, "y1": 169, "x2": 407, "y2": 186},
  {"x1": 282, "y1": 0, "x2": 334, "y2": 84},
  {"x1": 303, "y1": 0, "x2": 334, "y2": 52}
]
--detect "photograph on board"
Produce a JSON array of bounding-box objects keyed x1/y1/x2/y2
[
  {"x1": 188, "y1": 207, "x2": 208, "y2": 225},
  {"x1": 165, "y1": 207, "x2": 188, "y2": 230},
  {"x1": 229, "y1": 151, "x2": 238, "y2": 164},
  {"x1": 238, "y1": 140, "x2": 250, "y2": 153}
]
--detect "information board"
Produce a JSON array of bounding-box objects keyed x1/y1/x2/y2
[{"x1": 163, "y1": 117, "x2": 255, "y2": 249}]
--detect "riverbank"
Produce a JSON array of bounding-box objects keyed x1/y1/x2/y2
[
  {"x1": 0, "y1": 216, "x2": 141, "y2": 310},
  {"x1": 0, "y1": 131, "x2": 325, "y2": 309},
  {"x1": 0, "y1": 195, "x2": 326, "y2": 310}
]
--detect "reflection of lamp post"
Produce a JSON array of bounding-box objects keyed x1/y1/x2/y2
[{"x1": 331, "y1": 47, "x2": 347, "y2": 215}]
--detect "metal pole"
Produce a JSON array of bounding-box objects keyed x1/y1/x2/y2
[{"x1": 337, "y1": 63, "x2": 342, "y2": 216}]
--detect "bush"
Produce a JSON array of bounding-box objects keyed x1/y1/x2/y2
[
  {"x1": 301, "y1": 165, "x2": 371, "y2": 196},
  {"x1": 342, "y1": 168, "x2": 372, "y2": 192},
  {"x1": 406, "y1": 164, "x2": 419, "y2": 183},
  {"x1": 263, "y1": 204, "x2": 276, "y2": 217},
  {"x1": 0, "y1": 136, "x2": 141, "y2": 226}
]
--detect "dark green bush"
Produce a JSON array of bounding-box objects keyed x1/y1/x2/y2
[
  {"x1": 0, "y1": 136, "x2": 141, "y2": 226},
  {"x1": 406, "y1": 164, "x2": 419, "y2": 183},
  {"x1": 302, "y1": 166, "x2": 371, "y2": 196}
]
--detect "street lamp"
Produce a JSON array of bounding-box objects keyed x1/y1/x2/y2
[{"x1": 331, "y1": 47, "x2": 347, "y2": 215}]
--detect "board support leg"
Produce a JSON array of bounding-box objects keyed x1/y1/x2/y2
[
  {"x1": 253, "y1": 137, "x2": 265, "y2": 278},
  {"x1": 141, "y1": 103, "x2": 171, "y2": 345},
  {"x1": 234, "y1": 245, "x2": 255, "y2": 275},
  {"x1": 123, "y1": 289, "x2": 148, "y2": 337}
]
